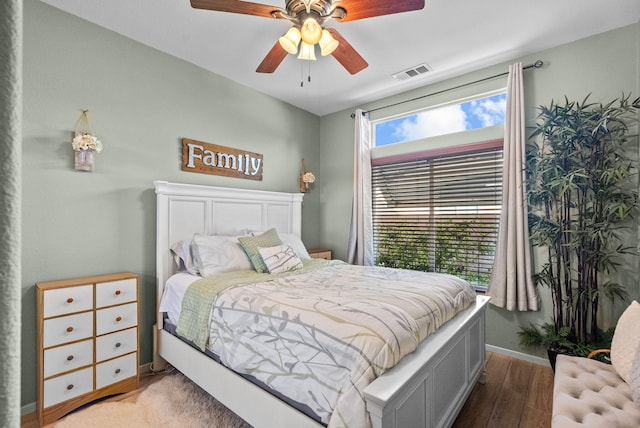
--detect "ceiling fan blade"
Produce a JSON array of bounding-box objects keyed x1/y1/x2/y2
[
  {"x1": 335, "y1": 0, "x2": 425, "y2": 22},
  {"x1": 256, "y1": 42, "x2": 289, "y2": 73},
  {"x1": 326, "y1": 28, "x2": 368, "y2": 75},
  {"x1": 190, "y1": 0, "x2": 283, "y2": 19}
]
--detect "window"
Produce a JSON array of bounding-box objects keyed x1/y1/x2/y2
[
  {"x1": 371, "y1": 142, "x2": 502, "y2": 289},
  {"x1": 374, "y1": 92, "x2": 507, "y2": 147}
]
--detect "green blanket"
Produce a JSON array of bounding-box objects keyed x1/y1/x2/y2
[{"x1": 176, "y1": 258, "x2": 337, "y2": 350}]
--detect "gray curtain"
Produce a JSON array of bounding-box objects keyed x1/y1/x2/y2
[
  {"x1": 0, "y1": 0, "x2": 22, "y2": 425},
  {"x1": 486, "y1": 63, "x2": 538, "y2": 311},
  {"x1": 346, "y1": 109, "x2": 374, "y2": 266}
]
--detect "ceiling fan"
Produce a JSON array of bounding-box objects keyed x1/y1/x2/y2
[{"x1": 190, "y1": 0, "x2": 425, "y2": 74}]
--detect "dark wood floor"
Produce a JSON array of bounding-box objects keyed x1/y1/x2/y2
[
  {"x1": 453, "y1": 352, "x2": 554, "y2": 428},
  {"x1": 23, "y1": 352, "x2": 553, "y2": 428}
]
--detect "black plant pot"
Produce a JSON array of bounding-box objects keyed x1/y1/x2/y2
[{"x1": 547, "y1": 346, "x2": 575, "y2": 372}]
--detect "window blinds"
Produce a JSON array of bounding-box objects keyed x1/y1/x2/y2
[{"x1": 371, "y1": 146, "x2": 503, "y2": 286}]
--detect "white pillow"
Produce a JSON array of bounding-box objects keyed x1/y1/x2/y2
[
  {"x1": 611, "y1": 300, "x2": 640, "y2": 383},
  {"x1": 279, "y1": 233, "x2": 311, "y2": 261},
  {"x1": 170, "y1": 229, "x2": 251, "y2": 275},
  {"x1": 192, "y1": 234, "x2": 252, "y2": 277},
  {"x1": 170, "y1": 239, "x2": 199, "y2": 275},
  {"x1": 258, "y1": 244, "x2": 303, "y2": 274}
]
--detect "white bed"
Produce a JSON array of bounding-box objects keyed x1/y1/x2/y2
[{"x1": 154, "y1": 180, "x2": 490, "y2": 428}]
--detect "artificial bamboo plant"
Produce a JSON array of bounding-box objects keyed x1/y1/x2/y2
[{"x1": 519, "y1": 94, "x2": 639, "y2": 356}]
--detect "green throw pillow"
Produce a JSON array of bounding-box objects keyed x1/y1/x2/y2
[{"x1": 238, "y1": 228, "x2": 283, "y2": 273}]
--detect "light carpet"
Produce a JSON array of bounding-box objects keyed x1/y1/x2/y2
[{"x1": 55, "y1": 372, "x2": 252, "y2": 428}]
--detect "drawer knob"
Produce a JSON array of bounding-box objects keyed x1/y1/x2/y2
[
  {"x1": 66, "y1": 327, "x2": 74, "y2": 333},
  {"x1": 115, "y1": 342, "x2": 122, "y2": 348},
  {"x1": 66, "y1": 355, "x2": 74, "y2": 361},
  {"x1": 115, "y1": 368, "x2": 121, "y2": 374},
  {"x1": 66, "y1": 384, "x2": 74, "y2": 391},
  {"x1": 66, "y1": 297, "x2": 74, "y2": 304},
  {"x1": 115, "y1": 290, "x2": 121, "y2": 296},
  {"x1": 115, "y1": 316, "x2": 122, "y2": 322}
]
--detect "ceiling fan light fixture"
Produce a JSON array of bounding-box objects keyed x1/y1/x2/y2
[
  {"x1": 300, "y1": 17, "x2": 323, "y2": 44},
  {"x1": 279, "y1": 27, "x2": 301, "y2": 54},
  {"x1": 298, "y1": 41, "x2": 317, "y2": 61},
  {"x1": 192, "y1": 0, "x2": 425, "y2": 75},
  {"x1": 319, "y1": 29, "x2": 339, "y2": 56}
]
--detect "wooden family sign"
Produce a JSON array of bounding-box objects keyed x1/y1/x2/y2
[{"x1": 181, "y1": 138, "x2": 263, "y2": 181}]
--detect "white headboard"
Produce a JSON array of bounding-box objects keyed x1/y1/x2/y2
[{"x1": 154, "y1": 180, "x2": 304, "y2": 328}]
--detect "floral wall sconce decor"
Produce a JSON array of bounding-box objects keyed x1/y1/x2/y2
[
  {"x1": 300, "y1": 158, "x2": 315, "y2": 193},
  {"x1": 72, "y1": 109, "x2": 103, "y2": 172}
]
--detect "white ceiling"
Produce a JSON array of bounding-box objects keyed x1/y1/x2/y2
[{"x1": 40, "y1": 0, "x2": 640, "y2": 116}]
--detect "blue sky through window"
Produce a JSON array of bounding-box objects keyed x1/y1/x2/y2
[{"x1": 374, "y1": 93, "x2": 507, "y2": 146}]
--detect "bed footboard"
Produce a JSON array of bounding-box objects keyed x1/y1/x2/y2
[{"x1": 364, "y1": 295, "x2": 489, "y2": 428}]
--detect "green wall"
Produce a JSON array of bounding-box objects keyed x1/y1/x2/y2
[
  {"x1": 22, "y1": 0, "x2": 321, "y2": 408},
  {"x1": 319, "y1": 23, "x2": 640, "y2": 361}
]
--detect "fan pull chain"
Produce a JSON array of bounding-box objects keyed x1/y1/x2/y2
[{"x1": 300, "y1": 59, "x2": 312, "y2": 87}]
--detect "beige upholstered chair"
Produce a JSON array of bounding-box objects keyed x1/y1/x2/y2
[{"x1": 552, "y1": 301, "x2": 640, "y2": 427}]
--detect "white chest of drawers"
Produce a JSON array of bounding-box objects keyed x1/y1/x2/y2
[{"x1": 36, "y1": 272, "x2": 140, "y2": 426}]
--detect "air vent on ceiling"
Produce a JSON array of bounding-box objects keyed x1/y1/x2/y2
[{"x1": 392, "y1": 64, "x2": 431, "y2": 81}]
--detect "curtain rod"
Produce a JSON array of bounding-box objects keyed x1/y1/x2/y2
[{"x1": 353, "y1": 60, "x2": 543, "y2": 118}]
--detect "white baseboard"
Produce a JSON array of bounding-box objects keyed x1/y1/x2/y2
[{"x1": 486, "y1": 344, "x2": 550, "y2": 367}]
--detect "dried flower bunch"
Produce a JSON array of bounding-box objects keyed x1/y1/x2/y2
[
  {"x1": 72, "y1": 132, "x2": 103, "y2": 152},
  {"x1": 302, "y1": 171, "x2": 315, "y2": 184}
]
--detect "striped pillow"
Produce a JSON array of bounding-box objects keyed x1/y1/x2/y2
[{"x1": 258, "y1": 244, "x2": 303, "y2": 274}]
